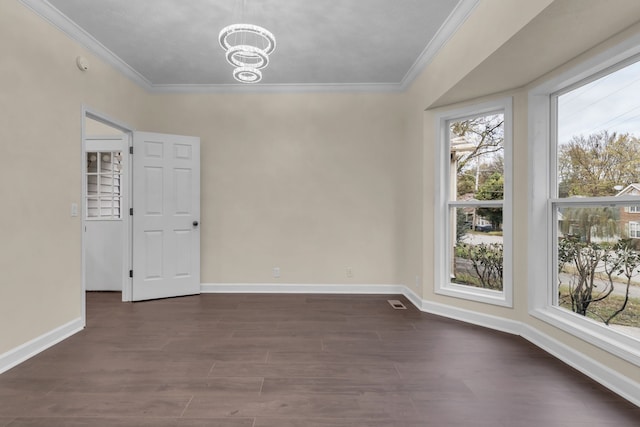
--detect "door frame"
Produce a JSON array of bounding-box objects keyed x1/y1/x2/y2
[{"x1": 81, "y1": 106, "x2": 135, "y2": 325}]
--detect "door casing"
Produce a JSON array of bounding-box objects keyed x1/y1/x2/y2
[{"x1": 81, "y1": 107, "x2": 135, "y2": 325}]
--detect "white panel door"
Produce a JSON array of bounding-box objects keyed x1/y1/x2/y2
[
  {"x1": 84, "y1": 136, "x2": 128, "y2": 292},
  {"x1": 132, "y1": 132, "x2": 200, "y2": 301}
]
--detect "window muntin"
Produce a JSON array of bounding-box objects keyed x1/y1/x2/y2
[
  {"x1": 86, "y1": 151, "x2": 122, "y2": 219},
  {"x1": 551, "y1": 58, "x2": 640, "y2": 340}
]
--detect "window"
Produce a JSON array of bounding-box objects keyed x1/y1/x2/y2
[
  {"x1": 86, "y1": 151, "x2": 123, "y2": 219},
  {"x1": 435, "y1": 98, "x2": 512, "y2": 307},
  {"x1": 529, "y1": 35, "x2": 640, "y2": 366}
]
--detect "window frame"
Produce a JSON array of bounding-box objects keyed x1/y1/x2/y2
[
  {"x1": 528, "y1": 34, "x2": 640, "y2": 367},
  {"x1": 434, "y1": 97, "x2": 513, "y2": 307},
  {"x1": 84, "y1": 139, "x2": 126, "y2": 222}
]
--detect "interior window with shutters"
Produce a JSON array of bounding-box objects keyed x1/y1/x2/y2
[{"x1": 86, "y1": 151, "x2": 122, "y2": 219}]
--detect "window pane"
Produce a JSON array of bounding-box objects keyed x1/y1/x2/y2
[
  {"x1": 451, "y1": 206, "x2": 504, "y2": 291},
  {"x1": 557, "y1": 59, "x2": 640, "y2": 198},
  {"x1": 87, "y1": 152, "x2": 98, "y2": 173},
  {"x1": 555, "y1": 205, "x2": 640, "y2": 339},
  {"x1": 114, "y1": 197, "x2": 122, "y2": 218},
  {"x1": 86, "y1": 151, "x2": 123, "y2": 219},
  {"x1": 87, "y1": 174, "x2": 98, "y2": 196},
  {"x1": 87, "y1": 197, "x2": 98, "y2": 218},
  {"x1": 99, "y1": 197, "x2": 113, "y2": 218},
  {"x1": 449, "y1": 114, "x2": 504, "y2": 200}
]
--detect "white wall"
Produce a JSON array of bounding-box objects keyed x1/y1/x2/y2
[
  {"x1": 0, "y1": 0, "x2": 145, "y2": 356},
  {"x1": 142, "y1": 92, "x2": 405, "y2": 286}
]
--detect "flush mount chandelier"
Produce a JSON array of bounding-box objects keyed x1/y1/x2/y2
[{"x1": 219, "y1": 23, "x2": 276, "y2": 83}]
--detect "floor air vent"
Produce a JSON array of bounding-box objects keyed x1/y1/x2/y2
[{"x1": 387, "y1": 299, "x2": 407, "y2": 310}]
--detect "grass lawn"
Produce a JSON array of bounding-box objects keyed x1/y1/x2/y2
[{"x1": 559, "y1": 286, "x2": 640, "y2": 328}]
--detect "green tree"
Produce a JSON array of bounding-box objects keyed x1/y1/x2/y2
[
  {"x1": 558, "y1": 131, "x2": 640, "y2": 197},
  {"x1": 456, "y1": 173, "x2": 476, "y2": 196},
  {"x1": 476, "y1": 172, "x2": 504, "y2": 230},
  {"x1": 456, "y1": 208, "x2": 470, "y2": 243}
]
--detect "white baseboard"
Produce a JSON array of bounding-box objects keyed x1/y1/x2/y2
[
  {"x1": 398, "y1": 287, "x2": 640, "y2": 408},
  {"x1": 400, "y1": 286, "x2": 425, "y2": 310},
  {"x1": 201, "y1": 283, "x2": 406, "y2": 295},
  {"x1": 418, "y1": 298, "x2": 522, "y2": 335},
  {"x1": 521, "y1": 324, "x2": 640, "y2": 407},
  {"x1": 201, "y1": 282, "x2": 639, "y2": 407},
  {"x1": 0, "y1": 317, "x2": 83, "y2": 375}
]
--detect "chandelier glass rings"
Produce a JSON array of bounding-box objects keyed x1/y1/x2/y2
[{"x1": 219, "y1": 24, "x2": 276, "y2": 83}]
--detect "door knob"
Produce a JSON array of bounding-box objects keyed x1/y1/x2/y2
[{"x1": 193, "y1": 221, "x2": 199, "y2": 227}]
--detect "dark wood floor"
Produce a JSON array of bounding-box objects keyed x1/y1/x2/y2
[{"x1": 0, "y1": 293, "x2": 638, "y2": 426}]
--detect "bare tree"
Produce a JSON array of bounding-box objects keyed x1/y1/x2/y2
[
  {"x1": 450, "y1": 115, "x2": 504, "y2": 175},
  {"x1": 558, "y1": 131, "x2": 640, "y2": 197},
  {"x1": 558, "y1": 238, "x2": 639, "y2": 324}
]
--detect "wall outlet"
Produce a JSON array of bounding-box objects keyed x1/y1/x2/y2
[
  {"x1": 273, "y1": 267, "x2": 280, "y2": 278},
  {"x1": 346, "y1": 267, "x2": 353, "y2": 278},
  {"x1": 415, "y1": 275, "x2": 420, "y2": 286},
  {"x1": 70, "y1": 202, "x2": 78, "y2": 217}
]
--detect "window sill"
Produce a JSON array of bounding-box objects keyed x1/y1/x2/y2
[{"x1": 436, "y1": 282, "x2": 512, "y2": 307}]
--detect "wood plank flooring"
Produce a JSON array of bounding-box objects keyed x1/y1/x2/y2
[{"x1": 0, "y1": 292, "x2": 638, "y2": 426}]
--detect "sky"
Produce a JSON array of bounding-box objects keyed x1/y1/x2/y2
[{"x1": 557, "y1": 59, "x2": 640, "y2": 145}]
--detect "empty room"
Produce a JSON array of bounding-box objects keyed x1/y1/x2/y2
[{"x1": 1, "y1": 0, "x2": 640, "y2": 425}]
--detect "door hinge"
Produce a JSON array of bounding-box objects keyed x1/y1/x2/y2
[
  {"x1": 129, "y1": 270, "x2": 133, "y2": 278},
  {"x1": 129, "y1": 208, "x2": 133, "y2": 216},
  {"x1": 129, "y1": 146, "x2": 133, "y2": 154}
]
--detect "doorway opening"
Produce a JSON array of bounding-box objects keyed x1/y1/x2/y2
[
  {"x1": 81, "y1": 109, "x2": 202, "y2": 320},
  {"x1": 81, "y1": 109, "x2": 134, "y2": 324}
]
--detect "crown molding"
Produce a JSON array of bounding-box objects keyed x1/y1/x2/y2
[
  {"x1": 150, "y1": 82, "x2": 402, "y2": 94},
  {"x1": 399, "y1": 0, "x2": 479, "y2": 91},
  {"x1": 19, "y1": 0, "x2": 477, "y2": 94},
  {"x1": 18, "y1": 0, "x2": 154, "y2": 90}
]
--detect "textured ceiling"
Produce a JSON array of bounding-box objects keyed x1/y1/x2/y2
[{"x1": 23, "y1": 0, "x2": 476, "y2": 91}]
